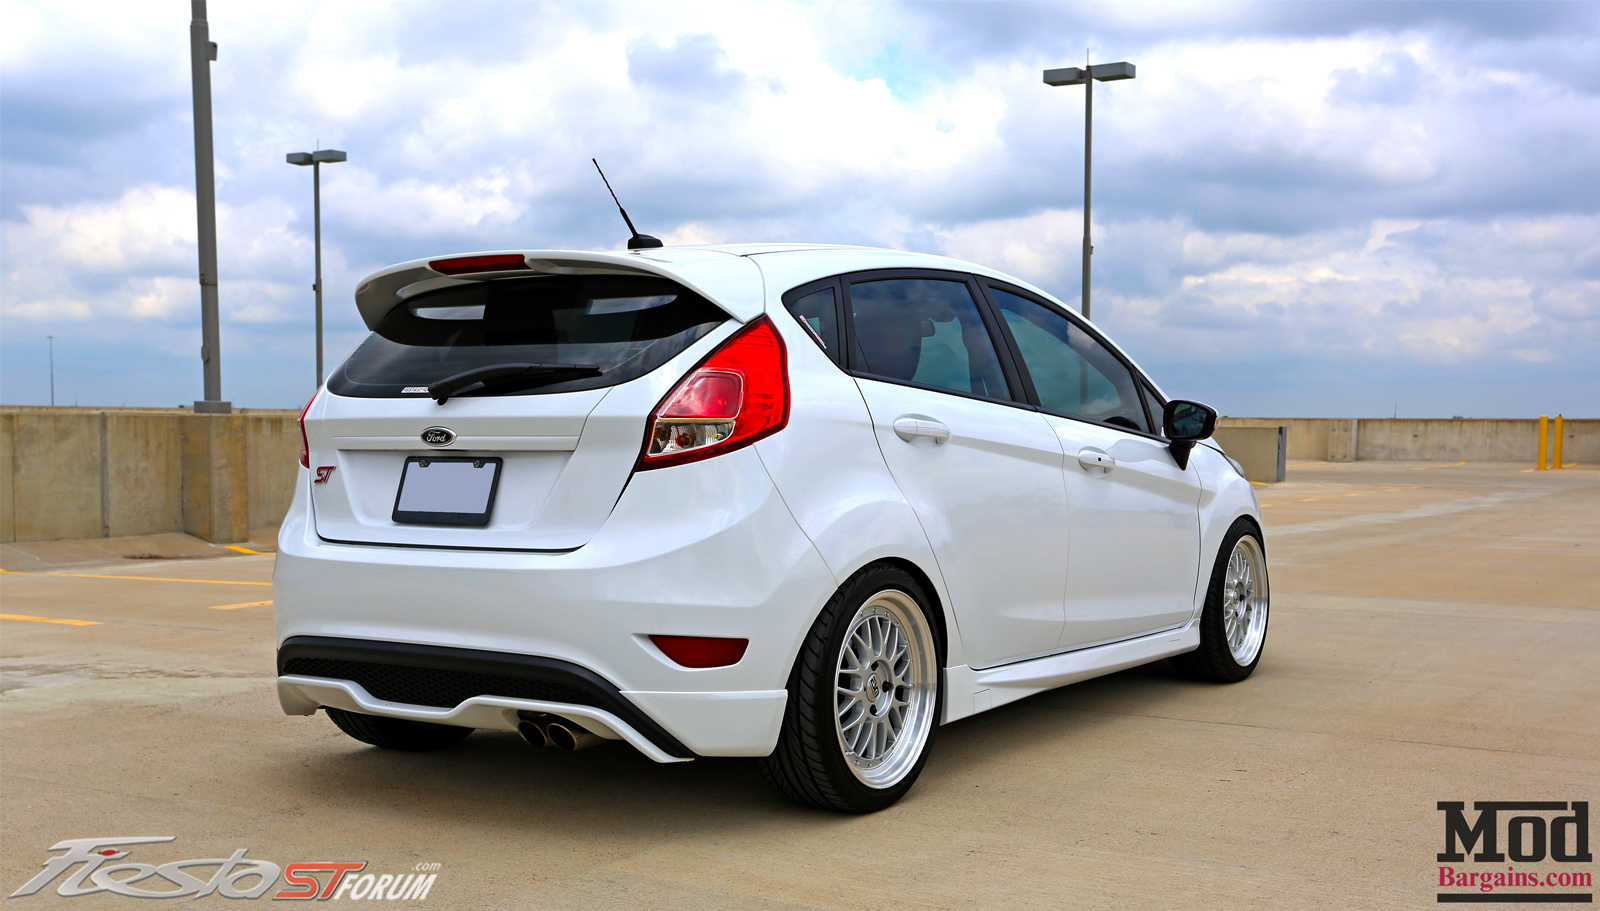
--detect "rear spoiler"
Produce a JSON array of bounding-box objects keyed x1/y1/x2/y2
[{"x1": 352, "y1": 249, "x2": 764, "y2": 329}]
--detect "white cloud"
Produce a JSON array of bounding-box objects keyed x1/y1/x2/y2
[
  {"x1": 2, "y1": 0, "x2": 1597, "y2": 412},
  {"x1": 1, "y1": 185, "x2": 310, "y2": 323},
  {"x1": 1510, "y1": 348, "x2": 1558, "y2": 364},
  {"x1": 7, "y1": 185, "x2": 195, "y2": 273},
  {"x1": 933, "y1": 208, "x2": 1597, "y2": 369}
]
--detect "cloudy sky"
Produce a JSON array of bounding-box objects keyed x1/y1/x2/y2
[{"x1": 3, "y1": 0, "x2": 1597, "y2": 416}]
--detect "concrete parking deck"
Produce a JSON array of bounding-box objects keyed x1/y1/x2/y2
[{"x1": 2, "y1": 462, "x2": 1596, "y2": 908}]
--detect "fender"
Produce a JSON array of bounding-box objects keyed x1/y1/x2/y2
[{"x1": 1189, "y1": 443, "x2": 1266, "y2": 621}]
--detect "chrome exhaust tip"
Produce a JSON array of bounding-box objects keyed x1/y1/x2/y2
[
  {"x1": 545, "y1": 721, "x2": 604, "y2": 751},
  {"x1": 517, "y1": 720, "x2": 552, "y2": 748}
]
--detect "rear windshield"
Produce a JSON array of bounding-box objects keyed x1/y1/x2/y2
[{"x1": 328, "y1": 275, "x2": 726, "y2": 398}]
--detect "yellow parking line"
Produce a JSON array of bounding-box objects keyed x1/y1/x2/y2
[
  {"x1": 209, "y1": 600, "x2": 273, "y2": 610},
  {"x1": 0, "y1": 568, "x2": 269, "y2": 586},
  {"x1": 1300, "y1": 497, "x2": 1323, "y2": 502},
  {"x1": 224, "y1": 545, "x2": 268, "y2": 555},
  {"x1": 1, "y1": 613, "x2": 100, "y2": 626},
  {"x1": 1412, "y1": 461, "x2": 1467, "y2": 470}
]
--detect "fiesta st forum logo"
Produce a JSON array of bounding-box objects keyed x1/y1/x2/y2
[{"x1": 8, "y1": 837, "x2": 439, "y2": 901}]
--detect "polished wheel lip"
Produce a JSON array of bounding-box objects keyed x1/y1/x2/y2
[
  {"x1": 1222, "y1": 535, "x2": 1269, "y2": 666},
  {"x1": 833, "y1": 589, "x2": 937, "y2": 789}
]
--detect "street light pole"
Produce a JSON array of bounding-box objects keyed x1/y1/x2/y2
[
  {"x1": 1043, "y1": 60, "x2": 1136, "y2": 323},
  {"x1": 1083, "y1": 72, "x2": 1093, "y2": 322},
  {"x1": 314, "y1": 158, "x2": 323, "y2": 385},
  {"x1": 189, "y1": 0, "x2": 229, "y2": 413},
  {"x1": 286, "y1": 149, "x2": 346, "y2": 387},
  {"x1": 46, "y1": 335, "x2": 55, "y2": 407}
]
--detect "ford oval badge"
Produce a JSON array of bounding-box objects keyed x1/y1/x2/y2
[{"x1": 421, "y1": 426, "x2": 456, "y2": 447}]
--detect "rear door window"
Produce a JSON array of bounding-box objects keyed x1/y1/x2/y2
[
  {"x1": 328, "y1": 275, "x2": 726, "y2": 398},
  {"x1": 846, "y1": 278, "x2": 1012, "y2": 401}
]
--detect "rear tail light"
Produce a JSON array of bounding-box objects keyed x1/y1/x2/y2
[
  {"x1": 298, "y1": 389, "x2": 318, "y2": 468},
  {"x1": 638, "y1": 316, "x2": 788, "y2": 470},
  {"x1": 427, "y1": 254, "x2": 528, "y2": 275},
  {"x1": 650, "y1": 635, "x2": 749, "y2": 668}
]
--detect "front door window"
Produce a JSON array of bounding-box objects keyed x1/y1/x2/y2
[{"x1": 988, "y1": 287, "x2": 1149, "y2": 433}]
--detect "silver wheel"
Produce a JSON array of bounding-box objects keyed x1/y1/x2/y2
[
  {"x1": 833, "y1": 590, "x2": 938, "y2": 789},
  {"x1": 1222, "y1": 536, "x2": 1269, "y2": 666}
]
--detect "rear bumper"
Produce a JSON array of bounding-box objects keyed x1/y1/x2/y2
[
  {"x1": 273, "y1": 446, "x2": 832, "y2": 758},
  {"x1": 277, "y1": 635, "x2": 700, "y2": 759}
]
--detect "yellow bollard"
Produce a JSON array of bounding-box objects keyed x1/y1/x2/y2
[
  {"x1": 1553, "y1": 414, "x2": 1564, "y2": 469},
  {"x1": 1537, "y1": 415, "x2": 1549, "y2": 470}
]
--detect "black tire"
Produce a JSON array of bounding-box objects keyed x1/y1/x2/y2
[
  {"x1": 325, "y1": 707, "x2": 474, "y2": 751},
  {"x1": 759, "y1": 562, "x2": 942, "y2": 813},
  {"x1": 1171, "y1": 518, "x2": 1269, "y2": 683}
]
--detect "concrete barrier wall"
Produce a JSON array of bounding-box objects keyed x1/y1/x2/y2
[
  {"x1": 245, "y1": 414, "x2": 301, "y2": 535},
  {"x1": 106, "y1": 412, "x2": 183, "y2": 537},
  {"x1": 1358, "y1": 419, "x2": 1520, "y2": 462},
  {"x1": 1215, "y1": 418, "x2": 1335, "y2": 461},
  {"x1": 0, "y1": 408, "x2": 298, "y2": 544},
  {"x1": 1211, "y1": 426, "x2": 1286, "y2": 482},
  {"x1": 1218, "y1": 417, "x2": 1599, "y2": 464},
  {"x1": 5, "y1": 412, "x2": 105, "y2": 541}
]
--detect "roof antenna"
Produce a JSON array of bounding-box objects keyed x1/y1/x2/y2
[{"x1": 592, "y1": 158, "x2": 662, "y2": 250}]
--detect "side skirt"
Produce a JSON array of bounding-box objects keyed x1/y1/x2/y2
[{"x1": 941, "y1": 622, "x2": 1199, "y2": 724}]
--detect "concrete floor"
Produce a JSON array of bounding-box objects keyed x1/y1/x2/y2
[{"x1": 2, "y1": 462, "x2": 1596, "y2": 908}]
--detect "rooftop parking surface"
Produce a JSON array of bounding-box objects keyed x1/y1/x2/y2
[{"x1": 2, "y1": 461, "x2": 1596, "y2": 908}]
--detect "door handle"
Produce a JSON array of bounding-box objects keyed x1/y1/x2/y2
[
  {"x1": 893, "y1": 417, "x2": 951, "y2": 445},
  {"x1": 1077, "y1": 448, "x2": 1115, "y2": 471}
]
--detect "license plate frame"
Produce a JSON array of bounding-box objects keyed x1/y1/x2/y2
[{"x1": 391, "y1": 456, "x2": 504, "y2": 527}]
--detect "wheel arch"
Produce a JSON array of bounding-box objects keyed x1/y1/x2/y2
[{"x1": 857, "y1": 555, "x2": 949, "y2": 667}]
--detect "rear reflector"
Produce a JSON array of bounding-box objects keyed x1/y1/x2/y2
[
  {"x1": 428, "y1": 254, "x2": 528, "y2": 275},
  {"x1": 649, "y1": 635, "x2": 749, "y2": 669}
]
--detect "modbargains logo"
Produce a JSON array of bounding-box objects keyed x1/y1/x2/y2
[
  {"x1": 1436, "y1": 802, "x2": 1593, "y2": 903},
  {"x1": 8, "y1": 837, "x2": 438, "y2": 900}
]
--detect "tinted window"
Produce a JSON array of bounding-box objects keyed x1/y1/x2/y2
[
  {"x1": 785, "y1": 286, "x2": 838, "y2": 357},
  {"x1": 328, "y1": 275, "x2": 725, "y2": 398},
  {"x1": 990, "y1": 287, "x2": 1149, "y2": 433},
  {"x1": 849, "y1": 279, "x2": 1010, "y2": 400}
]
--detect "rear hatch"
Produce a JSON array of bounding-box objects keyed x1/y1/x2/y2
[{"x1": 306, "y1": 269, "x2": 735, "y2": 551}]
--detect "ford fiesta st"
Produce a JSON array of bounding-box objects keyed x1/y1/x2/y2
[{"x1": 274, "y1": 244, "x2": 1268, "y2": 812}]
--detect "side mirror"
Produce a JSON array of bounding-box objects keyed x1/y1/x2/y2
[{"x1": 1163, "y1": 400, "x2": 1218, "y2": 470}]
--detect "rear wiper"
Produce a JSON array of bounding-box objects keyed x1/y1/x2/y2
[{"x1": 427, "y1": 363, "x2": 602, "y2": 404}]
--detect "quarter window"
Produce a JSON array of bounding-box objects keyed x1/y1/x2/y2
[
  {"x1": 989, "y1": 287, "x2": 1150, "y2": 433},
  {"x1": 848, "y1": 279, "x2": 1011, "y2": 400},
  {"x1": 784, "y1": 286, "x2": 839, "y2": 357}
]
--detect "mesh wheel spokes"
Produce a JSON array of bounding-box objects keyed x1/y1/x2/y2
[
  {"x1": 1221, "y1": 537, "x2": 1268, "y2": 666},
  {"x1": 835, "y1": 615, "x2": 910, "y2": 761},
  {"x1": 833, "y1": 590, "x2": 936, "y2": 788}
]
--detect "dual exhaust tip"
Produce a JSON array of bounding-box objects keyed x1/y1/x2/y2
[{"x1": 517, "y1": 713, "x2": 603, "y2": 751}]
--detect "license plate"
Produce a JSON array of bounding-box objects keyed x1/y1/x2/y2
[{"x1": 391, "y1": 457, "x2": 503, "y2": 526}]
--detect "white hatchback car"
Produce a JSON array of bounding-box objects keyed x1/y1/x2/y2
[{"x1": 275, "y1": 244, "x2": 1268, "y2": 812}]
